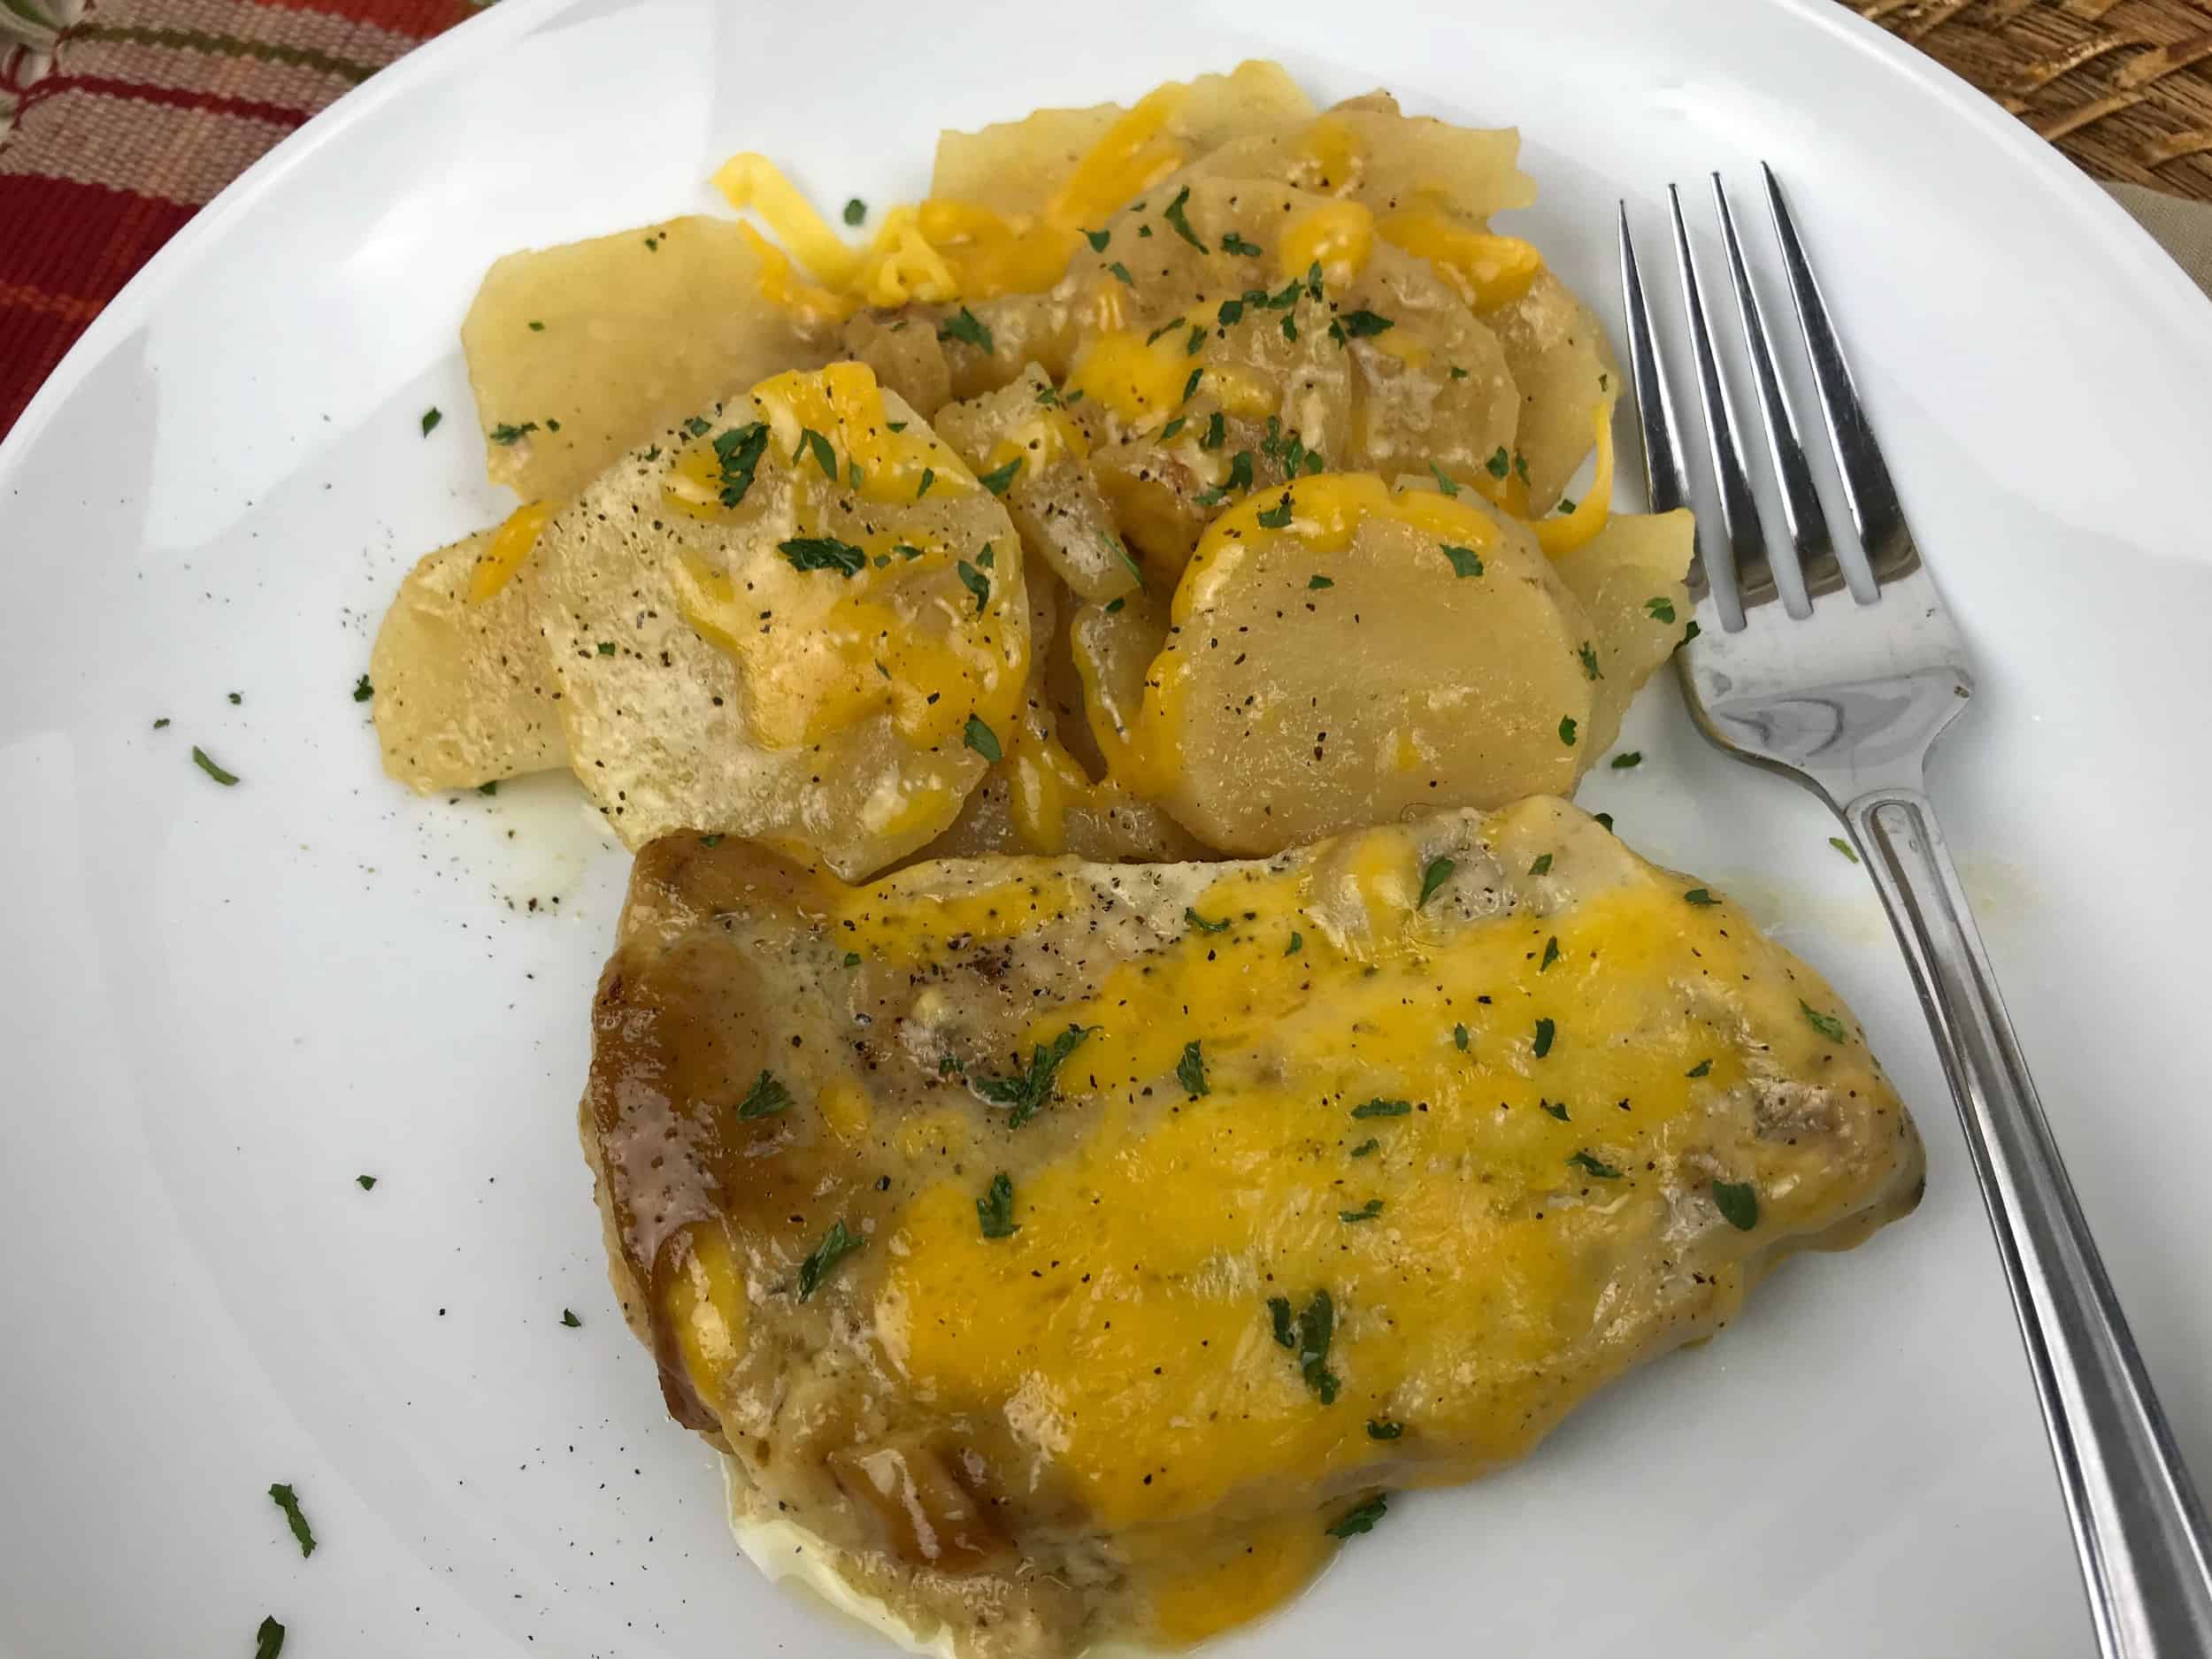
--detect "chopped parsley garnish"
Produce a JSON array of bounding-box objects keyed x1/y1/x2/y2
[
  {"x1": 1712, "y1": 1179, "x2": 1760, "y2": 1231},
  {"x1": 643, "y1": 234, "x2": 658, "y2": 250},
  {"x1": 1034, "y1": 383, "x2": 1062, "y2": 406},
  {"x1": 843, "y1": 951, "x2": 862, "y2": 968},
  {"x1": 1514, "y1": 450, "x2": 1532, "y2": 485},
  {"x1": 1294, "y1": 1288, "x2": 1339, "y2": 1402},
  {"x1": 1107, "y1": 260, "x2": 1133, "y2": 284},
  {"x1": 977, "y1": 456, "x2": 1022, "y2": 495},
  {"x1": 1161, "y1": 184, "x2": 1208, "y2": 251},
  {"x1": 1181, "y1": 365, "x2": 1203, "y2": 403},
  {"x1": 848, "y1": 460, "x2": 864, "y2": 491},
  {"x1": 1595, "y1": 811, "x2": 1615, "y2": 832},
  {"x1": 544, "y1": 417, "x2": 561, "y2": 432},
  {"x1": 1108, "y1": 536, "x2": 1145, "y2": 588},
  {"x1": 956, "y1": 557, "x2": 991, "y2": 612},
  {"x1": 1340, "y1": 1198, "x2": 1383, "y2": 1224},
  {"x1": 797, "y1": 426, "x2": 838, "y2": 480},
  {"x1": 1186, "y1": 324, "x2": 1207, "y2": 356},
  {"x1": 699, "y1": 833, "x2": 724, "y2": 847},
  {"x1": 1610, "y1": 751, "x2": 1642, "y2": 770},
  {"x1": 1540, "y1": 935, "x2": 1561, "y2": 972},
  {"x1": 560, "y1": 1309, "x2": 581, "y2": 1326},
  {"x1": 1331, "y1": 309, "x2": 1395, "y2": 342},
  {"x1": 1428, "y1": 461, "x2": 1460, "y2": 498},
  {"x1": 842, "y1": 196, "x2": 865, "y2": 226},
  {"x1": 977, "y1": 1173, "x2": 1018, "y2": 1240},
  {"x1": 1305, "y1": 260, "x2": 1325, "y2": 299},
  {"x1": 964, "y1": 714, "x2": 1002, "y2": 762},
  {"x1": 1281, "y1": 311, "x2": 1299, "y2": 342},
  {"x1": 1485, "y1": 446, "x2": 1511, "y2": 480},
  {"x1": 1185, "y1": 907, "x2": 1231, "y2": 934},
  {"x1": 683, "y1": 415, "x2": 713, "y2": 437},
  {"x1": 735, "y1": 1070, "x2": 792, "y2": 1120},
  {"x1": 1417, "y1": 856, "x2": 1455, "y2": 907},
  {"x1": 1684, "y1": 887, "x2": 1719, "y2": 906},
  {"x1": 1308, "y1": 574, "x2": 1333, "y2": 590},
  {"x1": 268, "y1": 1484, "x2": 315, "y2": 1557},
  {"x1": 1540, "y1": 1099, "x2": 1570, "y2": 1121},
  {"x1": 1645, "y1": 595, "x2": 1677, "y2": 623},
  {"x1": 1221, "y1": 231, "x2": 1263, "y2": 257},
  {"x1": 1558, "y1": 715, "x2": 1578, "y2": 748},
  {"x1": 1448, "y1": 365, "x2": 1469, "y2": 380},
  {"x1": 595, "y1": 641, "x2": 617, "y2": 656},
  {"x1": 778, "y1": 536, "x2": 866, "y2": 577},
  {"x1": 489, "y1": 421, "x2": 538, "y2": 445},
  {"x1": 152, "y1": 717, "x2": 170, "y2": 728},
  {"x1": 1268, "y1": 1295, "x2": 1296, "y2": 1348},
  {"x1": 1351, "y1": 1098, "x2": 1411, "y2": 1119},
  {"x1": 937, "y1": 306, "x2": 995, "y2": 354},
  {"x1": 1533, "y1": 1017, "x2": 1555, "y2": 1057},
  {"x1": 976, "y1": 1025, "x2": 1092, "y2": 1127},
  {"x1": 356, "y1": 1174, "x2": 376, "y2": 1190},
  {"x1": 796, "y1": 1220, "x2": 862, "y2": 1300},
  {"x1": 1256, "y1": 494, "x2": 1294, "y2": 529},
  {"x1": 1686, "y1": 1058, "x2": 1713, "y2": 1078},
  {"x1": 1530, "y1": 853, "x2": 1553, "y2": 876},
  {"x1": 1083, "y1": 227, "x2": 1110, "y2": 251},
  {"x1": 1105, "y1": 596, "x2": 1125, "y2": 613},
  {"x1": 419, "y1": 407, "x2": 442, "y2": 436},
  {"x1": 1579, "y1": 641, "x2": 1603, "y2": 680},
  {"x1": 1217, "y1": 298, "x2": 1246, "y2": 327},
  {"x1": 1366, "y1": 1419, "x2": 1403, "y2": 1440},
  {"x1": 255, "y1": 1616, "x2": 286, "y2": 1659},
  {"x1": 477, "y1": 780, "x2": 497, "y2": 796},
  {"x1": 1802, "y1": 1002, "x2": 1848, "y2": 1042},
  {"x1": 1557, "y1": 495, "x2": 1578, "y2": 513},
  {"x1": 1566, "y1": 1150, "x2": 1622, "y2": 1179},
  {"x1": 1441, "y1": 543, "x2": 1483, "y2": 578},
  {"x1": 1146, "y1": 319, "x2": 1182, "y2": 345},
  {"x1": 1159, "y1": 415, "x2": 1187, "y2": 442},
  {"x1": 1176, "y1": 1040, "x2": 1210, "y2": 1097},
  {"x1": 1286, "y1": 930, "x2": 1304, "y2": 954},
  {"x1": 1200, "y1": 411, "x2": 1225, "y2": 450},
  {"x1": 887, "y1": 419, "x2": 909, "y2": 432},
  {"x1": 1454, "y1": 1023, "x2": 1470, "y2": 1051},
  {"x1": 191, "y1": 747, "x2": 239, "y2": 786},
  {"x1": 1350, "y1": 1138, "x2": 1379, "y2": 1157},
  {"x1": 1327, "y1": 1494, "x2": 1386, "y2": 1538},
  {"x1": 711, "y1": 421, "x2": 770, "y2": 506},
  {"x1": 1830, "y1": 836, "x2": 1861, "y2": 864},
  {"x1": 351, "y1": 674, "x2": 373, "y2": 703},
  {"x1": 917, "y1": 465, "x2": 936, "y2": 498}
]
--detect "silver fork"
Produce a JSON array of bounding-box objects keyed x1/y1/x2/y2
[{"x1": 1620, "y1": 170, "x2": 2212, "y2": 1657}]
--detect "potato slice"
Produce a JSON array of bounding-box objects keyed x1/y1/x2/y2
[
  {"x1": 932, "y1": 364, "x2": 1141, "y2": 603},
  {"x1": 930, "y1": 61, "x2": 1314, "y2": 221},
  {"x1": 1129, "y1": 473, "x2": 1595, "y2": 855},
  {"x1": 462, "y1": 215, "x2": 830, "y2": 502},
  {"x1": 839, "y1": 311, "x2": 952, "y2": 419},
  {"x1": 1487, "y1": 271, "x2": 1619, "y2": 511},
  {"x1": 1050, "y1": 177, "x2": 1513, "y2": 578},
  {"x1": 532, "y1": 363, "x2": 1027, "y2": 876},
  {"x1": 1184, "y1": 96, "x2": 1535, "y2": 227},
  {"x1": 1067, "y1": 587, "x2": 1170, "y2": 783},
  {"x1": 1551, "y1": 509, "x2": 1695, "y2": 757},
  {"x1": 369, "y1": 513, "x2": 567, "y2": 792}
]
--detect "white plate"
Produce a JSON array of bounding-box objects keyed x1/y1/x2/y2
[{"x1": 4, "y1": 2, "x2": 2209, "y2": 1654}]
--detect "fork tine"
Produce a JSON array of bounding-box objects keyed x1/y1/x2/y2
[
  {"x1": 1762, "y1": 164, "x2": 1918, "y2": 586},
  {"x1": 1616, "y1": 204, "x2": 1694, "y2": 523},
  {"x1": 1710, "y1": 173, "x2": 1869, "y2": 609},
  {"x1": 1667, "y1": 183, "x2": 1763, "y2": 631}
]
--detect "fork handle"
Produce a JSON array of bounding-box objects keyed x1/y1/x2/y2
[{"x1": 1847, "y1": 787, "x2": 2212, "y2": 1657}]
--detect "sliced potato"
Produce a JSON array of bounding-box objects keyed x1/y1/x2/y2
[
  {"x1": 930, "y1": 61, "x2": 1314, "y2": 221},
  {"x1": 1184, "y1": 96, "x2": 1535, "y2": 227},
  {"x1": 463, "y1": 215, "x2": 829, "y2": 502},
  {"x1": 1551, "y1": 508, "x2": 1695, "y2": 757},
  {"x1": 1048, "y1": 177, "x2": 1513, "y2": 578},
  {"x1": 933, "y1": 364, "x2": 1141, "y2": 603},
  {"x1": 839, "y1": 311, "x2": 952, "y2": 419},
  {"x1": 1068, "y1": 588, "x2": 1171, "y2": 781},
  {"x1": 1131, "y1": 474, "x2": 1595, "y2": 854},
  {"x1": 369, "y1": 514, "x2": 566, "y2": 792},
  {"x1": 1486, "y1": 270, "x2": 1618, "y2": 511},
  {"x1": 532, "y1": 363, "x2": 1027, "y2": 876}
]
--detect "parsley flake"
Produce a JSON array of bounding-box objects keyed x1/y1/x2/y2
[
  {"x1": 1558, "y1": 715, "x2": 1578, "y2": 748},
  {"x1": 1533, "y1": 1017, "x2": 1555, "y2": 1058},
  {"x1": 269, "y1": 1484, "x2": 315, "y2": 1557},
  {"x1": 778, "y1": 536, "x2": 866, "y2": 577},
  {"x1": 255, "y1": 1616, "x2": 286, "y2": 1659},
  {"x1": 1222, "y1": 231, "x2": 1263, "y2": 257},
  {"x1": 1107, "y1": 260, "x2": 1133, "y2": 285},
  {"x1": 842, "y1": 196, "x2": 865, "y2": 226},
  {"x1": 1351, "y1": 1098, "x2": 1411, "y2": 1119},
  {"x1": 1530, "y1": 853, "x2": 1553, "y2": 875},
  {"x1": 956, "y1": 557, "x2": 991, "y2": 613},
  {"x1": 1159, "y1": 415, "x2": 1188, "y2": 442},
  {"x1": 1428, "y1": 461, "x2": 1461, "y2": 498},
  {"x1": 1161, "y1": 185, "x2": 1208, "y2": 251},
  {"x1": 796, "y1": 1220, "x2": 862, "y2": 1300},
  {"x1": 711, "y1": 421, "x2": 771, "y2": 507},
  {"x1": 1686, "y1": 1058, "x2": 1713, "y2": 1078},
  {"x1": 797, "y1": 426, "x2": 837, "y2": 480},
  {"x1": 1802, "y1": 1002, "x2": 1848, "y2": 1042},
  {"x1": 1611, "y1": 751, "x2": 1642, "y2": 770},
  {"x1": 1485, "y1": 446, "x2": 1511, "y2": 480},
  {"x1": 1454, "y1": 1023, "x2": 1470, "y2": 1052},
  {"x1": 1340, "y1": 1198, "x2": 1383, "y2": 1224},
  {"x1": 736, "y1": 1070, "x2": 792, "y2": 1120},
  {"x1": 1684, "y1": 887, "x2": 1719, "y2": 906},
  {"x1": 1567, "y1": 1150, "x2": 1622, "y2": 1179},
  {"x1": 1830, "y1": 836, "x2": 1861, "y2": 864},
  {"x1": 917, "y1": 465, "x2": 935, "y2": 498},
  {"x1": 1286, "y1": 930, "x2": 1303, "y2": 955},
  {"x1": 1185, "y1": 907, "x2": 1231, "y2": 934},
  {"x1": 1540, "y1": 1099, "x2": 1570, "y2": 1121},
  {"x1": 1308, "y1": 574, "x2": 1333, "y2": 590},
  {"x1": 1294, "y1": 1288, "x2": 1339, "y2": 1402},
  {"x1": 561, "y1": 1308, "x2": 581, "y2": 1326},
  {"x1": 1366, "y1": 1419, "x2": 1403, "y2": 1440},
  {"x1": 1200, "y1": 411, "x2": 1225, "y2": 450},
  {"x1": 1176, "y1": 1040, "x2": 1210, "y2": 1098},
  {"x1": 351, "y1": 674, "x2": 373, "y2": 703},
  {"x1": 419, "y1": 407, "x2": 442, "y2": 436},
  {"x1": 1579, "y1": 641, "x2": 1604, "y2": 680},
  {"x1": 1441, "y1": 543, "x2": 1483, "y2": 578},
  {"x1": 489, "y1": 421, "x2": 537, "y2": 445},
  {"x1": 976, "y1": 1025, "x2": 1091, "y2": 1127},
  {"x1": 356, "y1": 1174, "x2": 376, "y2": 1190},
  {"x1": 1417, "y1": 856, "x2": 1455, "y2": 908},
  {"x1": 964, "y1": 714, "x2": 1002, "y2": 762},
  {"x1": 1256, "y1": 494, "x2": 1294, "y2": 529},
  {"x1": 1268, "y1": 1295, "x2": 1296, "y2": 1348},
  {"x1": 1327, "y1": 1494, "x2": 1386, "y2": 1538},
  {"x1": 1333, "y1": 309, "x2": 1394, "y2": 342},
  {"x1": 1645, "y1": 595, "x2": 1678, "y2": 623},
  {"x1": 1712, "y1": 1179, "x2": 1760, "y2": 1231},
  {"x1": 977, "y1": 1173, "x2": 1018, "y2": 1240},
  {"x1": 1540, "y1": 935, "x2": 1561, "y2": 972},
  {"x1": 191, "y1": 747, "x2": 239, "y2": 787},
  {"x1": 977, "y1": 456, "x2": 1022, "y2": 495},
  {"x1": 937, "y1": 306, "x2": 995, "y2": 354},
  {"x1": 1350, "y1": 1137, "x2": 1379, "y2": 1157},
  {"x1": 1083, "y1": 227, "x2": 1110, "y2": 251}
]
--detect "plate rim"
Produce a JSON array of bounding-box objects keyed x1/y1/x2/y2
[{"x1": 4, "y1": 0, "x2": 2210, "y2": 483}]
